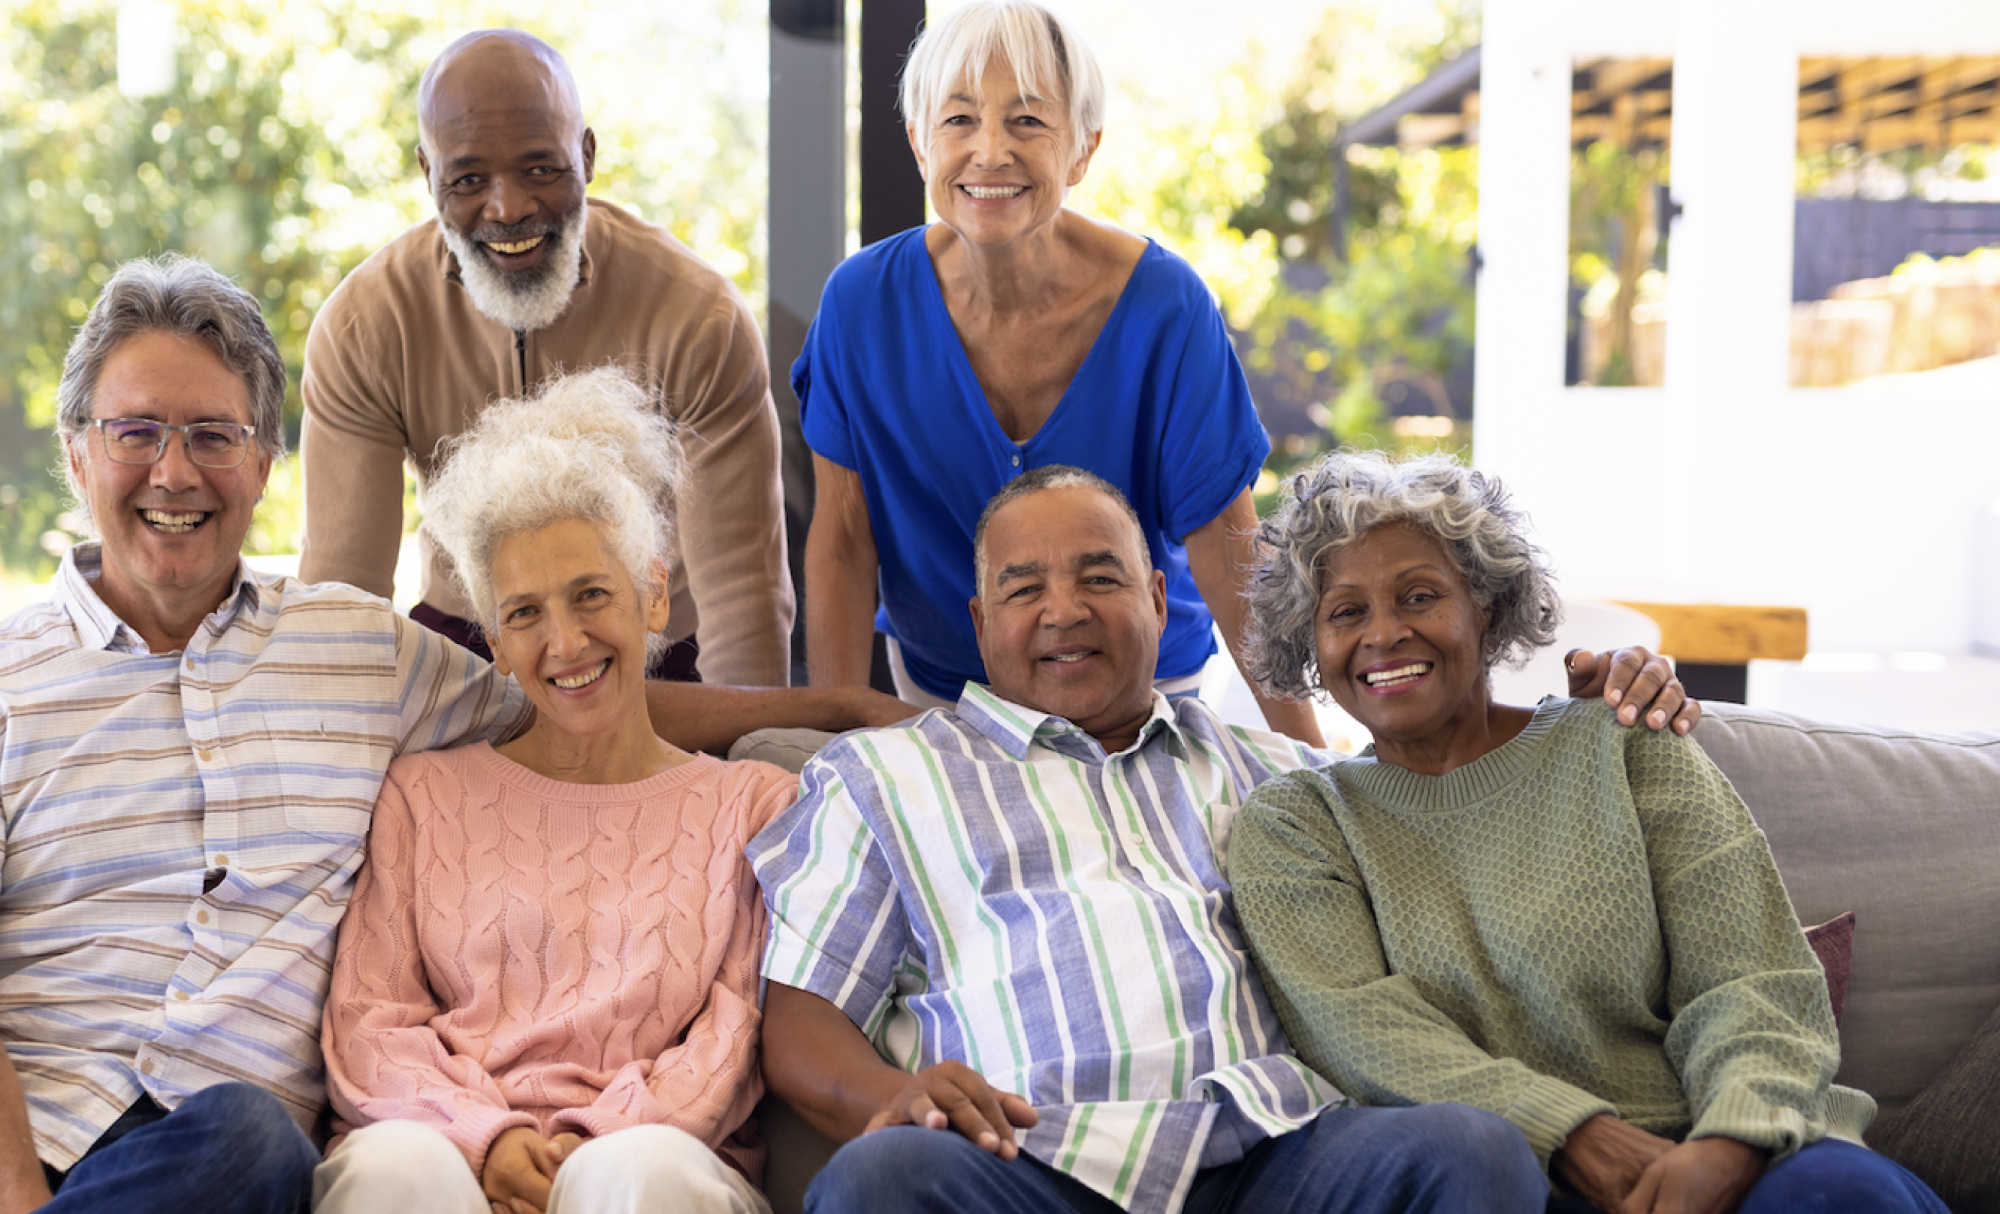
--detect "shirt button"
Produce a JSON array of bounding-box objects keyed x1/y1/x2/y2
[
  {"x1": 174, "y1": 990, "x2": 189, "y2": 1002},
  {"x1": 196, "y1": 747, "x2": 215, "y2": 762},
  {"x1": 140, "y1": 1059, "x2": 155, "y2": 1075},
  {"x1": 196, "y1": 910, "x2": 210, "y2": 925},
  {"x1": 213, "y1": 854, "x2": 228, "y2": 866},
  {"x1": 1011, "y1": 454, "x2": 1021, "y2": 466}
]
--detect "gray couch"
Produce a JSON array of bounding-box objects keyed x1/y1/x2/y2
[
  {"x1": 1691, "y1": 705, "x2": 2000, "y2": 1125},
  {"x1": 748, "y1": 704, "x2": 2000, "y2": 1212}
]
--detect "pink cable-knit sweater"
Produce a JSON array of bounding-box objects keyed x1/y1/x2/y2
[{"x1": 323, "y1": 743, "x2": 798, "y2": 1182}]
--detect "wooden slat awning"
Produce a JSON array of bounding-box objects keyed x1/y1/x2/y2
[
  {"x1": 1572, "y1": 58, "x2": 1673, "y2": 151},
  {"x1": 1343, "y1": 49, "x2": 2000, "y2": 153},
  {"x1": 1796, "y1": 56, "x2": 2000, "y2": 151}
]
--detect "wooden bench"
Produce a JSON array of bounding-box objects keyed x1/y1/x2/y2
[{"x1": 1612, "y1": 601, "x2": 1809, "y2": 702}]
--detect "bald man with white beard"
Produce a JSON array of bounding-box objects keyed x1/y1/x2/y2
[{"x1": 300, "y1": 30, "x2": 795, "y2": 690}]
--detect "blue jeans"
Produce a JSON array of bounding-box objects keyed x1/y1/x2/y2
[
  {"x1": 807, "y1": 1103, "x2": 1546, "y2": 1214},
  {"x1": 42, "y1": 1083, "x2": 317, "y2": 1214},
  {"x1": 1544, "y1": 1138, "x2": 1948, "y2": 1214}
]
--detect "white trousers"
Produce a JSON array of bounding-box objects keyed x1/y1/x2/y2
[{"x1": 313, "y1": 1119, "x2": 771, "y2": 1214}]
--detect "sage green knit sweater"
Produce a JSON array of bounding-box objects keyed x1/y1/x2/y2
[{"x1": 1229, "y1": 697, "x2": 1874, "y2": 1168}]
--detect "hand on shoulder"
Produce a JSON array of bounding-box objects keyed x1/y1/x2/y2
[{"x1": 1566, "y1": 647, "x2": 1702, "y2": 735}]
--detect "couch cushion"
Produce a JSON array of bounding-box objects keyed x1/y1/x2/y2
[
  {"x1": 1866, "y1": 999, "x2": 2000, "y2": 1211},
  {"x1": 729, "y1": 727, "x2": 837, "y2": 773},
  {"x1": 1803, "y1": 912, "x2": 1855, "y2": 1025},
  {"x1": 1693, "y1": 704, "x2": 2000, "y2": 1120},
  {"x1": 758, "y1": 1094, "x2": 840, "y2": 1214}
]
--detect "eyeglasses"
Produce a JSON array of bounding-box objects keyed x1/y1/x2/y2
[{"x1": 90, "y1": 418, "x2": 258, "y2": 469}]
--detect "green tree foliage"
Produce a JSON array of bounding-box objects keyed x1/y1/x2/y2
[
  {"x1": 1567, "y1": 141, "x2": 1666, "y2": 387},
  {"x1": 1797, "y1": 141, "x2": 1993, "y2": 199},
  {"x1": 1225, "y1": 1, "x2": 1482, "y2": 470},
  {"x1": 0, "y1": 0, "x2": 765, "y2": 584},
  {"x1": 1231, "y1": 2, "x2": 1476, "y2": 265},
  {"x1": 1069, "y1": 56, "x2": 1283, "y2": 332},
  {"x1": 1, "y1": 0, "x2": 434, "y2": 575}
]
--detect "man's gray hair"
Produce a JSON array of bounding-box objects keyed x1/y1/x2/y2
[
  {"x1": 56, "y1": 256, "x2": 288, "y2": 505},
  {"x1": 1243, "y1": 449, "x2": 1562, "y2": 700},
  {"x1": 421, "y1": 367, "x2": 686, "y2": 657},
  {"x1": 900, "y1": 0, "x2": 1106, "y2": 163},
  {"x1": 972, "y1": 464, "x2": 1150, "y2": 592}
]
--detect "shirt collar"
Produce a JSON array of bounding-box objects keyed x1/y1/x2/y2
[
  {"x1": 954, "y1": 683, "x2": 1187, "y2": 763},
  {"x1": 55, "y1": 542, "x2": 261, "y2": 654},
  {"x1": 435, "y1": 203, "x2": 598, "y2": 293}
]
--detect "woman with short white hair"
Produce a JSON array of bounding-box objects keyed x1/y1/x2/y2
[
  {"x1": 798, "y1": 0, "x2": 1326, "y2": 746},
  {"x1": 313, "y1": 368, "x2": 793, "y2": 1214}
]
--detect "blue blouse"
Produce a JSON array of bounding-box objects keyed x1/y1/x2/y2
[{"x1": 796, "y1": 226, "x2": 1271, "y2": 700}]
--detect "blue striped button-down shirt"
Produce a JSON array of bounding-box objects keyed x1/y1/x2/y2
[
  {"x1": 751, "y1": 684, "x2": 1346, "y2": 1213},
  {"x1": 0, "y1": 544, "x2": 525, "y2": 1167}
]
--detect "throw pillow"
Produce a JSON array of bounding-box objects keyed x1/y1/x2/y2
[
  {"x1": 1867, "y1": 998, "x2": 2000, "y2": 1213},
  {"x1": 1803, "y1": 911, "x2": 1855, "y2": 1025}
]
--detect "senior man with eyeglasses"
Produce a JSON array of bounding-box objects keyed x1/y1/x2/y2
[{"x1": 0, "y1": 255, "x2": 909, "y2": 1214}]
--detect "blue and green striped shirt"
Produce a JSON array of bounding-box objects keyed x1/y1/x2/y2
[{"x1": 751, "y1": 684, "x2": 1346, "y2": 1213}]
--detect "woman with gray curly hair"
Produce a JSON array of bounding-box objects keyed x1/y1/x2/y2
[
  {"x1": 1229, "y1": 450, "x2": 1944, "y2": 1214},
  {"x1": 316, "y1": 368, "x2": 793, "y2": 1214}
]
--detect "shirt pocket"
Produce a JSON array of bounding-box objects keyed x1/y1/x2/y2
[{"x1": 220, "y1": 709, "x2": 395, "y2": 847}]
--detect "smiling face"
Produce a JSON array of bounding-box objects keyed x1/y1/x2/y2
[
  {"x1": 418, "y1": 34, "x2": 595, "y2": 331},
  {"x1": 970, "y1": 484, "x2": 1166, "y2": 752},
  {"x1": 909, "y1": 57, "x2": 1098, "y2": 252},
  {"x1": 1314, "y1": 523, "x2": 1496, "y2": 767},
  {"x1": 68, "y1": 330, "x2": 272, "y2": 636},
  {"x1": 487, "y1": 516, "x2": 668, "y2": 748}
]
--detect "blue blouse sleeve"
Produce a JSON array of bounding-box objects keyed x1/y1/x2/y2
[
  {"x1": 793, "y1": 283, "x2": 857, "y2": 471},
  {"x1": 1151, "y1": 275, "x2": 1272, "y2": 543}
]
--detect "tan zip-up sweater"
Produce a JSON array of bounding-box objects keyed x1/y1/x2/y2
[{"x1": 301, "y1": 198, "x2": 793, "y2": 686}]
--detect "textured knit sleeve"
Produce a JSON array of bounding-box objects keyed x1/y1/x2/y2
[
  {"x1": 323, "y1": 759, "x2": 537, "y2": 1175},
  {"x1": 1230, "y1": 769, "x2": 1614, "y2": 1165},
  {"x1": 298, "y1": 278, "x2": 411, "y2": 599},
  {"x1": 666, "y1": 280, "x2": 794, "y2": 688},
  {"x1": 1625, "y1": 726, "x2": 1844, "y2": 1158}
]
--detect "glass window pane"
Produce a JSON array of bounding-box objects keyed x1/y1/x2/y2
[
  {"x1": 1791, "y1": 56, "x2": 2000, "y2": 387},
  {"x1": 1566, "y1": 58, "x2": 1672, "y2": 388}
]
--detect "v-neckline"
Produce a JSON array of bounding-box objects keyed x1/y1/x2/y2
[{"x1": 915, "y1": 228, "x2": 1157, "y2": 451}]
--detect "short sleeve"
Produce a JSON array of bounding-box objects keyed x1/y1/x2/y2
[
  {"x1": 1153, "y1": 280, "x2": 1271, "y2": 543},
  {"x1": 794, "y1": 290, "x2": 856, "y2": 471},
  {"x1": 390, "y1": 613, "x2": 527, "y2": 754},
  {"x1": 748, "y1": 741, "x2": 914, "y2": 1035}
]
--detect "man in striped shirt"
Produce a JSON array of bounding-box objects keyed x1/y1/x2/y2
[
  {"x1": 752, "y1": 467, "x2": 1565, "y2": 1214},
  {"x1": 0, "y1": 256, "x2": 907, "y2": 1214},
  {"x1": 0, "y1": 256, "x2": 407, "y2": 1214}
]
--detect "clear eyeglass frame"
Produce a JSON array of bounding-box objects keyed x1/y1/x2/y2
[{"x1": 89, "y1": 418, "x2": 258, "y2": 469}]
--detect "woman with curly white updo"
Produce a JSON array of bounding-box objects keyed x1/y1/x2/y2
[
  {"x1": 1228, "y1": 449, "x2": 1946, "y2": 1214},
  {"x1": 314, "y1": 369, "x2": 791, "y2": 1214}
]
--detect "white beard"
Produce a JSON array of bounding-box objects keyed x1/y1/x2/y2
[{"x1": 440, "y1": 202, "x2": 588, "y2": 333}]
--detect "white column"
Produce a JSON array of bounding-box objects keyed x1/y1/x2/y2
[
  {"x1": 1661, "y1": 0, "x2": 1798, "y2": 399},
  {"x1": 1472, "y1": 0, "x2": 1579, "y2": 483}
]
